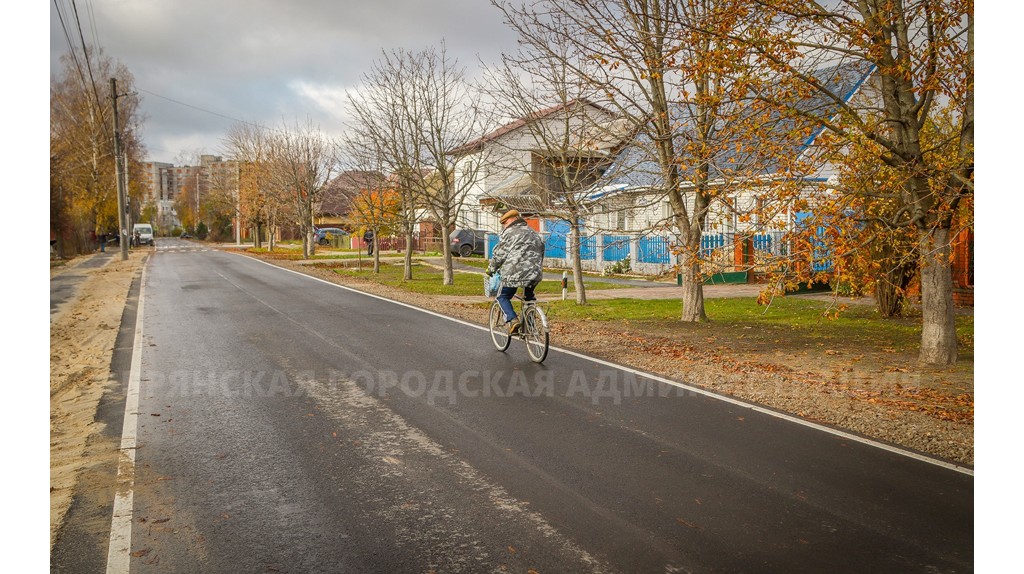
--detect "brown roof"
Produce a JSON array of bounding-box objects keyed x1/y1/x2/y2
[
  {"x1": 450, "y1": 99, "x2": 615, "y2": 157},
  {"x1": 319, "y1": 170, "x2": 384, "y2": 216}
]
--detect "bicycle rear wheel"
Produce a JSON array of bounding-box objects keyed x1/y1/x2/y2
[
  {"x1": 523, "y1": 306, "x2": 549, "y2": 363},
  {"x1": 489, "y1": 302, "x2": 511, "y2": 351}
]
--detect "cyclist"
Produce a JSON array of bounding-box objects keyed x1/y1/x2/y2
[{"x1": 486, "y1": 209, "x2": 545, "y2": 335}]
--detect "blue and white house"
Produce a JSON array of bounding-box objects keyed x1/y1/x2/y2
[{"x1": 513, "y1": 61, "x2": 876, "y2": 278}]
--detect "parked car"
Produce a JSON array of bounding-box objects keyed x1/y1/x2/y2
[
  {"x1": 450, "y1": 228, "x2": 488, "y2": 257},
  {"x1": 314, "y1": 227, "x2": 347, "y2": 246}
]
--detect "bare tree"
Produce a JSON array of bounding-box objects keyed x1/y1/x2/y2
[
  {"x1": 495, "y1": 0, "x2": 767, "y2": 321},
  {"x1": 482, "y1": 49, "x2": 628, "y2": 304},
  {"x1": 269, "y1": 119, "x2": 341, "y2": 259},
  {"x1": 344, "y1": 85, "x2": 423, "y2": 280},
  {"x1": 346, "y1": 43, "x2": 488, "y2": 286},
  {"x1": 339, "y1": 139, "x2": 400, "y2": 274}
]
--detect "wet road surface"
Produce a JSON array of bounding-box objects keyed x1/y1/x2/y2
[{"x1": 93, "y1": 241, "x2": 975, "y2": 572}]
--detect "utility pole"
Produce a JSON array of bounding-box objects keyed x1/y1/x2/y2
[
  {"x1": 235, "y1": 163, "x2": 242, "y2": 245},
  {"x1": 111, "y1": 78, "x2": 128, "y2": 261},
  {"x1": 124, "y1": 149, "x2": 132, "y2": 244}
]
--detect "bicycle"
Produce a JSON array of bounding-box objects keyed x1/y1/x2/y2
[{"x1": 489, "y1": 294, "x2": 550, "y2": 363}]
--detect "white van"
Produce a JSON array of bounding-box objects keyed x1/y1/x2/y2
[{"x1": 133, "y1": 223, "x2": 154, "y2": 246}]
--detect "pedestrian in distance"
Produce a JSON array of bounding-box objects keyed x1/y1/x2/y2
[
  {"x1": 363, "y1": 228, "x2": 375, "y2": 256},
  {"x1": 486, "y1": 210, "x2": 545, "y2": 335}
]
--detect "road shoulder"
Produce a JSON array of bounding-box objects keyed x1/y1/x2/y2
[{"x1": 50, "y1": 251, "x2": 146, "y2": 549}]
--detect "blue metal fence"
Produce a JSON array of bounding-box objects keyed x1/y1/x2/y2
[
  {"x1": 752, "y1": 233, "x2": 772, "y2": 254},
  {"x1": 579, "y1": 235, "x2": 597, "y2": 260},
  {"x1": 544, "y1": 221, "x2": 567, "y2": 259},
  {"x1": 602, "y1": 235, "x2": 630, "y2": 262},
  {"x1": 701, "y1": 233, "x2": 727, "y2": 259},
  {"x1": 638, "y1": 235, "x2": 671, "y2": 264},
  {"x1": 752, "y1": 232, "x2": 788, "y2": 257},
  {"x1": 793, "y1": 212, "x2": 832, "y2": 272}
]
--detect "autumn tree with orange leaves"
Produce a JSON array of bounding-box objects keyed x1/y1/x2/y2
[
  {"x1": 51, "y1": 47, "x2": 146, "y2": 256},
  {"x1": 347, "y1": 177, "x2": 402, "y2": 273},
  {"x1": 736, "y1": 0, "x2": 973, "y2": 364},
  {"x1": 225, "y1": 123, "x2": 275, "y2": 248}
]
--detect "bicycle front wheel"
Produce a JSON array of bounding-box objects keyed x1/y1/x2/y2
[
  {"x1": 489, "y1": 302, "x2": 511, "y2": 351},
  {"x1": 523, "y1": 306, "x2": 549, "y2": 363}
]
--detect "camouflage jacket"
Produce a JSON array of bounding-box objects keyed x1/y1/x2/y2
[{"x1": 487, "y1": 220, "x2": 545, "y2": 287}]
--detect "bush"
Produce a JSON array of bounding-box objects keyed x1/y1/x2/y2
[
  {"x1": 832, "y1": 279, "x2": 863, "y2": 297},
  {"x1": 171, "y1": 227, "x2": 183, "y2": 237},
  {"x1": 604, "y1": 258, "x2": 632, "y2": 275}
]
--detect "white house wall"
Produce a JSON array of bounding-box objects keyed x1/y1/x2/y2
[{"x1": 457, "y1": 106, "x2": 619, "y2": 232}]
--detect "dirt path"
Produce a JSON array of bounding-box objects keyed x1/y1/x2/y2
[{"x1": 50, "y1": 251, "x2": 146, "y2": 548}]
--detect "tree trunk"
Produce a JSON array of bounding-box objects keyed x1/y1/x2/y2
[
  {"x1": 679, "y1": 248, "x2": 708, "y2": 322},
  {"x1": 918, "y1": 227, "x2": 958, "y2": 364},
  {"x1": 441, "y1": 221, "x2": 454, "y2": 285},
  {"x1": 373, "y1": 226, "x2": 381, "y2": 273},
  {"x1": 404, "y1": 226, "x2": 414, "y2": 281},
  {"x1": 875, "y1": 259, "x2": 916, "y2": 317},
  {"x1": 569, "y1": 219, "x2": 587, "y2": 305}
]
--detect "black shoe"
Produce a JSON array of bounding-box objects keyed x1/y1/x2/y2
[{"x1": 509, "y1": 318, "x2": 522, "y2": 335}]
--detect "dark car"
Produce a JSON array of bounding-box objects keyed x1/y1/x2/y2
[
  {"x1": 450, "y1": 228, "x2": 488, "y2": 257},
  {"x1": 314, "y1": 227, "x2": 347, "y2": 246}
]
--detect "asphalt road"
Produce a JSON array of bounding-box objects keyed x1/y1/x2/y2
[{"x1": 91, "y1": 239, "x2": 976, "y2": 572}]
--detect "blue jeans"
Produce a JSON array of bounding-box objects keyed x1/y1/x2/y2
[{"x1": 497, "y1": 284, "x2": 537, "y2": 322}]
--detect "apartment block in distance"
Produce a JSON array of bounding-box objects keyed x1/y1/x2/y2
[{"x1": 143, "y1": 155, "x2": 239, "y2": 231}]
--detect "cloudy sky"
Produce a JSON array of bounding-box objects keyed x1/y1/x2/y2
[{"x1": 50, "y1": 0, "x2": 522, "y2": 164}]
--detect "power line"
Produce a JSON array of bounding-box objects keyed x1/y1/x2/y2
[
  {"x1": 136, "y1": 88, "x2": 250, "y2": 125},
  {"x1": 52, "y1": 0, "x2": 88, "y2": 93},
  {"x1": 69, "y1": 0, "x2": 103, "y2": 112},
  {"x1": 85, "y1": 0, "x2": 100, "y2": 54}
]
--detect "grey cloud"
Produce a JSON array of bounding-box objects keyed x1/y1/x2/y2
[{"x1": 51, "y1": 0, "x2": 520, "y2": 162}]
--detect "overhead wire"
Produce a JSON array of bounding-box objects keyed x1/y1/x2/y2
[
  {"x1": 70, "y1": 0, "x2": 103, "y2": 113},
  {"x1": 52, "y1": 0, "x2": 88, "y2": 93},
  {"x1": 85, "y1": 0, "x2": 101, "y2": 57},
  {"x1": 135, "y1": 88, "x2": 250, "y2": 125},
  {"x1": 134, "y1": 87, "x2": 306, "y2": 139}
]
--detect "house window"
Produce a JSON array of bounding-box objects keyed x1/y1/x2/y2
[{"x1": 616, "y1": 209, "x2": 626, "y2": 231}]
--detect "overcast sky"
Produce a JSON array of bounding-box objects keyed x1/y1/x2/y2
[{"x1": 50, "y1": 0, "x2": 522, "y2": 164}]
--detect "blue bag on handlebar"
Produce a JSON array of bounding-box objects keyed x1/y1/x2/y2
[{"x1": 484, "y1": 272, "x2": 501, "y2": 297}]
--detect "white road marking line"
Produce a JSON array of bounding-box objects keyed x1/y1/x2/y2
[
  {"x1": 105, "y1": 262, "x2": 147, "y2": 573},
  {"x1": 240, "y1": 254, "x2": 974, "y2": 476}
]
